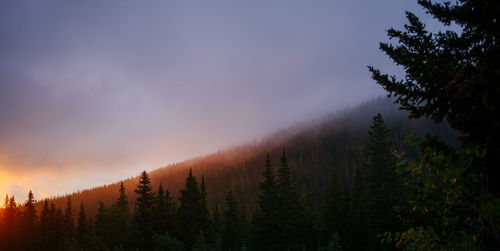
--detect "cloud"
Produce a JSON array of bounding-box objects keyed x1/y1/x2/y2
[{"x1": 0, "y1": 0, "x2": 426, "y2": 201}]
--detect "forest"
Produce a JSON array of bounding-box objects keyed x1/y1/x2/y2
[
  {"x1": 1, "y1": 0, "x2": 499, "y2": 250},
  {"x1": 0, "y1": 110, "x2": 463, "y2": 250}
]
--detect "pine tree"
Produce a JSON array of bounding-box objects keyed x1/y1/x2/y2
[
  {"x1": 52, "y1": 206, "x2": 64, "y2": 250},
  {"x1": 211, "y1": 204, "x2": 223, "y2": 250},
  {"x1": 276, "y1": 150, "x2": 306, "y2": 249},
  {"x1": 349, "y1": 169, "x2": 368, "y2": 250},
  {"x1": 199, "y1": 175, "x2": 210, "y2": 236},
  {"x1": 24, "y1": 191, "x2": 37, "y2": 230},
  {"x1": 39, "y1": 199, "x2": 51, "y2": 250},
  {"x1": 22, "y1": 191, "x2": 38, "y2": 250},
  {"x1": 153, "y1": 182, "x2": 170, "y2": 235},
  {"x1": 251, "y1": 153, "x2": 278, "y2": 250},
  {"x1": 322, "y1": 168, "x2": 344, "y2": 246},
  {"x1": 134, "y1": 170, "x2": 156, "y2": 248},
  {"x1": 76, "y1": 202, "x2": 88, "y2": 247},
  {"x1": 223, "y1": 191, "x2": 241, "y2": 250},
  {"x1": 178, "y1": 169, "x2": 203, "y2": 250},
  {"x1": 63, "y1": 197, "x2": 75, "y2": 241},
  {"x1": 365, "y1": 113, "x2": 400, "y2": 246},
  {"x1": 368, "y1": 0, "x2": 500, "y2": 194},
  {"x1": 116, "y1": 181, "x2": 129, "y2": 214},
  {"x1": 1, "y1": 195, "x2": 18, "y2": 250}
]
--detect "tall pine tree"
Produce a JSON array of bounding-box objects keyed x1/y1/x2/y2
[
  {"x1": 23, "y1": 191, "x2": 37, "y2": 243},
  {"x1": 178, "y1": 169, "x2": 203, "y2": 250},
  {"x1": 276, "y1": 150, "x2": 306, "y2": 250},
  {"x1": 251, "y1": 153, "x2": 278, "y2": 250},
  {"x1": 222, "y1": 191, "x2": 241, "y2": 251},
  {"x1": 365, "y1": 113, "x2": 401, "y2": 247},
  {"x1": 134, "y1": 170, "x2": 156, "y2": 248}
]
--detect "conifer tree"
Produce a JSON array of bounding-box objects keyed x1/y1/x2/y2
[
  {"x1": 211, "y1": 204, "x2": 223, "y2": 250},
  {"x1": 365, "y1": 113, "x2": 400, "y2": 246},
  {"x1": 178, "y1": 169, "x2": 203, "y2": 250},
  {"x1": 24, "y1": 191, "x2": 37, "y2": 232},
  {"x1": 134, "y1": 170, "x2": 156, "y2": 248},
  {"x1": 322, "y1": 168, "x2": 343, "y2": 246},
  {"x1": 1, "y1": 195, "x2": 18, "y2": 250},
  {"x1": 251, "y1": 153, "x2": 278, "y2": 250},
  {"x1": 39, "y1": 199, "x2": 51, "y2": 250},
  {"x1": 52, "y1": 206, "x2": 64, "y2": 250},
  {"x1": 76, "y1": 202, "x2": 88, "y2": 247},
  {"x1": 276, "y1": 150, "x2": 306, "y2": 249},
  {"x1": 199, "y1": 175, "x2": 210, "y2": 236},
  {"x1": 223, "y1": 191, "x2": 241, "y2": 250},
  {"x1": 349, "y1": 169, "x2": 368, "y2": 250},
  {"x1": 116, "y1": 181, "x2": 129, "y2": 214},
  {"x1": 63, "y1": 197, "x2": 75, "y2": 241},
  {"x1": 153, "y1": 182, "x2": 170, "y2": 235}
]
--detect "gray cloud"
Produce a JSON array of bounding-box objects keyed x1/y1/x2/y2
[{"x1": 0, "y1": 0, "x2": 430, "y2": 199}]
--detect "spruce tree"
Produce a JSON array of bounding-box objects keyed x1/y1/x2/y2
[
  {"x1": 211, "y1": 204, "x2": 223, "y2": 250},
  {"x1": 76, "y1": 202, "x2": 88, "y2": 247},
  {"x1": 365, "y1": 113, "x2": 400, "y2": 246},
  {"x1": 39, "y1": 199, "x2": 50, "y2": 250},
  {"x1": 153, "y1": 182, "x2": 170, "y2": 235},
  {"x1": 116, "y1": 181, "x2": 129, "y2": 214},
  {"x1": 322, "y1": 168, "x2": 343, "y2": 246},
  {"x1": 178, "y1": 169, "x2": 203, "y2": 250},
  {"x1": 222, "y1": 191, "x2": 241, "y2": 250},
  {"x1": 1, "y1": 195, "x2": 18, "y2": 250},
  {"x1": 349, "y1": 169, "x2": 368, "y2": 250},
  {"x1": 251, "y1": 153, "x2": 278, "y2": 250},
  {"x1": 368, "y1": 0, "x2": 500, "y2": 194},
  {"x1": 24, "y1": 191, "x2": 37, "y2": 228},
  {"x1": 63, "y1": 197, "x2": 75, "y2": 241},
  {"x1": 276, "y1": 150, "x2": 306, "y2": 249},
  {"x1": 134, "y1": 170, "x2": 156, "y2": 248},
  {"x1": 199, "y1": 175, "x2": 210, "y2": 237}
]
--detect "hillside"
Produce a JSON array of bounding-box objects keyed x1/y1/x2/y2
[{"x1": 35, "y1": 97, "x2": 458, "y2": 217}]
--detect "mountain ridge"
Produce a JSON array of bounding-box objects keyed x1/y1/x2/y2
[{"x1": 34, "y1": 97, "x2": 458, "y2": 217}]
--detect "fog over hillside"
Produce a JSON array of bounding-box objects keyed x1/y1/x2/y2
[{"x1": 35, "y1": 97, "x2": 458, "y2": 217}]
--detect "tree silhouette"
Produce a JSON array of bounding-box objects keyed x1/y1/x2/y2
[
  {"x1": 251, "y1": 153, "x2": 278, "y2": 250},
  {"x1": 134, "y1": 170, "x2": 156, "y2": 248},
  {"x1": 63, "y1": 197, "x2": 75, "y2": 242},
  {"x1": 116, "y1": 181, "x2": 129, "y2": 214},
  {"x1": 223, "y1": 191, "x2": 241, "y2": 250},
  {"x1": 178, "y1": 169, "x2": 203, "y2": 250},
  {"x1": 368, "y1": 0, "x2": 500, "y2": 194},
  {"x1": 365, "y1": 113, "x2": 401, "y2": 247},
  {"x1": 276, "y1": 150, "x2": 306, "y2": 249},
  {"x1": 76, "y1": 202, "x2": 88, "y2": 248},
  {"x1": 23, "y1": 190, "x2": 38, "y2": 247}
]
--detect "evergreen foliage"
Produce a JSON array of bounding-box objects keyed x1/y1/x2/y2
[
  {"x1": 368, "y1": 0, "x2": 500, "y2": 194},
  {"x1": 365, "y1": 113, "x2": 402, "y2": 247},
  {"x1": 222, "y1": 191, "x2": 241, "y2": 250},
  {"x1": 76, "y1": 202, "x2": 88, "y2": 248},
  {"x1": 276, "y1": 150, "x2": 307, "y2": 249},
  {"x1": 177, "y1": 169, "x2": 204, "y2": 250},
  {"x1": 369, "y1": 0, "x2": 500, "y2": 248},
  {"x1": 251, "y1": 152, "x2": 278, "y2": 250},
  {"x1": 134, "y1": 170, "x2": 156, "y2": 248}
]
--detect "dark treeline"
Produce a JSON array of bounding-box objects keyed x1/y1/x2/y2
[
  {"x1": 0, "y1": 113, "x2": 414, "y2": 250},
  {"x1": 2, "y1": 0, "x2": 498, "y2": 249}
]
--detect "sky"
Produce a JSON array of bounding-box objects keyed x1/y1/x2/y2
[{"x1": 0, "y1": 0, "x2": 433, "y2": 202}]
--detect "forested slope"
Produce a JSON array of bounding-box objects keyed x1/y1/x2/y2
[{"x1": 35, "y1": 97, "x2": 457, "y2": 217}]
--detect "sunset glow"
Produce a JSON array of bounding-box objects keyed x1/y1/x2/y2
[{"x1": 0, "y1": 1, "x2": 431, "y2": 202}]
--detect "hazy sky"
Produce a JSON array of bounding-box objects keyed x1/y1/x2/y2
[{"x1": 0, "y1": 1, "x2": 432, "y2": 201}]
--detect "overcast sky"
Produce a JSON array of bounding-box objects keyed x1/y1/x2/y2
[{"x1": 0, "y1": 1, "x2": 433, "y2": 201}]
